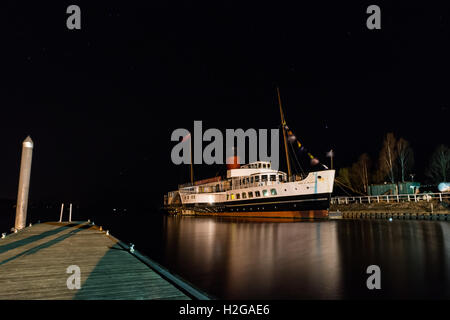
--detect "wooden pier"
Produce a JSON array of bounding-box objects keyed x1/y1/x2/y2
[{"x1": 0, "y1": 221, "x2": 205, "y2": 300}]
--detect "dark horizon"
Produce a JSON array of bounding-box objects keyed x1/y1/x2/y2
[{"x1": 2, "y1": 2, "x2": 449, "y2": 209}]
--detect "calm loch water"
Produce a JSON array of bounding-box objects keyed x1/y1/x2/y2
[
  {"x1": 3, "y1": 211, "x2": 449, "y2": 299},
  {"x1": 141, "y1": 216, "x2": 450, "y2": 299}
]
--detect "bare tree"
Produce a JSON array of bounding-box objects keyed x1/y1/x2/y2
[
  {"x1": 426, "y1": 145, "x2": 450, "y2": 183},
  {"x1": 336, "y1": 167, "x2": 365, "y2": 195},
  {"x1": 351, "y1": 153, "x2": 371, "y2": 194},
  {"x1": 378, "y1": 133, "x2": 397, "y2": 184},
  {"x1": 337, "y1": 167, "x2": 353, "y2": 189},
  {"x1": 396, "y1": 138, "x2": 414, "y2": 182}
]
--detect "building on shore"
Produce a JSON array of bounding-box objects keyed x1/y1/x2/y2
[{"x1": 368, "y1": 182, "x2": 421, "y2": 196}]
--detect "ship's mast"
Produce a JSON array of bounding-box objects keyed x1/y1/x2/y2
[{"x1": 277, "y1": 87, "x2": 292, "y2": 179}]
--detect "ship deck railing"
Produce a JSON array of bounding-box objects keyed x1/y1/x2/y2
[
  {"x1": 178, "y1": 180, "x2": 293, "y2": 194},
  {"x1": 177, "y1": 174, "x2": 309, "y2": 194}
]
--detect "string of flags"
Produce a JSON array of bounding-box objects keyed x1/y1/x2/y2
[{"x1": 285, "y1": 125, "x2": 320, "y2": 166}]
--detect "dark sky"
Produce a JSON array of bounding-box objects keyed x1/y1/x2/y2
[{"x1": 1, "y1": 1, "x2": 449, "y2": 209}]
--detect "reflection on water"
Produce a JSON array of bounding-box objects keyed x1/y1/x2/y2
[{"x1": 157, "y1": 216, "x2": 450, "y2": 299}]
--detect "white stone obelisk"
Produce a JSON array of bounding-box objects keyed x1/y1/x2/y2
[{"x1": 15, "y1": 136, "x2": 34, "y2": 231}]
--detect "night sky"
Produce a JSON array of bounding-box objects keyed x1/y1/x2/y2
[{"x1": 1, "y1": 1, "x2": 449, "y2": 210}]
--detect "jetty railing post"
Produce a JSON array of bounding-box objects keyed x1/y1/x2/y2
[
  {"x1": 368, "y1": 196, "x2": 371, "y2": 204},
  {"x1": 14, "y1": 136, "x2": 34, "y2": 231},
  {"x1": 439, "y1": 193, "x2": 442, "y2": 202},
  {"x1": 396, "y1": 195, "x2": 399, "y2": 202},
  {"x1": 387, "y1": 195, "x2": 389, "y2": 203},
  {"x1": 345, "y1": 198, "x2": 348, "y2": 204},
  {"x1": 59, "y1": 203, "x2": 64, "y2": 222},
  {"x1": 407, "y1": 194, "x2": 410, "y2": 202},
  {"x1": 377, "y1": 196, "x2": 379, "y2": 203},
  {"x1": 69, "y1": 203, "x2": 73, "y2": 222},
  {"x1": 414, "y1": 194, "x2": 417, "y2": 202}
]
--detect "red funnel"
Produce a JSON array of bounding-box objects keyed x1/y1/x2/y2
[{"x1": 226, "y1": 155, "x2": 240, "y2": 170}]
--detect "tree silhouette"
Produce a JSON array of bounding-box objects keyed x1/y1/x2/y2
[
  {"x1": 396, "y1": 138, "x2": 414, "y2": 182},
  {"x1": 426, "y1": 145, "x2": 450, "y2": 183},
  {"x1": 351, "y1": 153, "x2": 371, "y2": 194},
  {"x1": 377, "y1": 133, "x2": 397, "y2": 184}
]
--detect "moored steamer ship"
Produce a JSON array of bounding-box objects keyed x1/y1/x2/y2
[
  {"x1": 165, "y1": 161, "x2": 334, "y2": 219},
  {"x1": 163, "y1": 87, "x2": 335, "y2": 219}
]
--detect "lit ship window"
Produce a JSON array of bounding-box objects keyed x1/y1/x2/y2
[
  {"x1": 262, "y1": 190, "x2": 268, "y2": 196},
  {"x1": 248, "y1": 192, "x2": 253, "y2": 198},
  {"x1": 255, "y1": 191, "x2": 261, "y2": 197},
  {"x1": 271, "y1": 189, "x2": 277, "y2": 195},
  {"x1": 231, "y1": 194, "x2": 235, "y2": 200},
  {"x1": 270, "y1": 175, "x2": 276, "y2": 181},
  {"x1": 236, "y1": 194, "x2": 241, "y2": 200},
  {"x1": 262, "y1": 175, "x2": 268, "y2": 182},
  {"x1": 255, "y1": 176, "x2": 260, "y2": 182},
  {"x1": 242, "y1": 193, "x2": 247, "y2": 199}
]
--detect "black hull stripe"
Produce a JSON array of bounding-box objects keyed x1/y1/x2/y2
[{"x1": 181, "y1": 193, "x2": 331, "y2": 212}]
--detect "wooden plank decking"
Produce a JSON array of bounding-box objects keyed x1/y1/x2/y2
[{"x1": 0, "y1": 221, "x2": 191, "y2": 300}]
